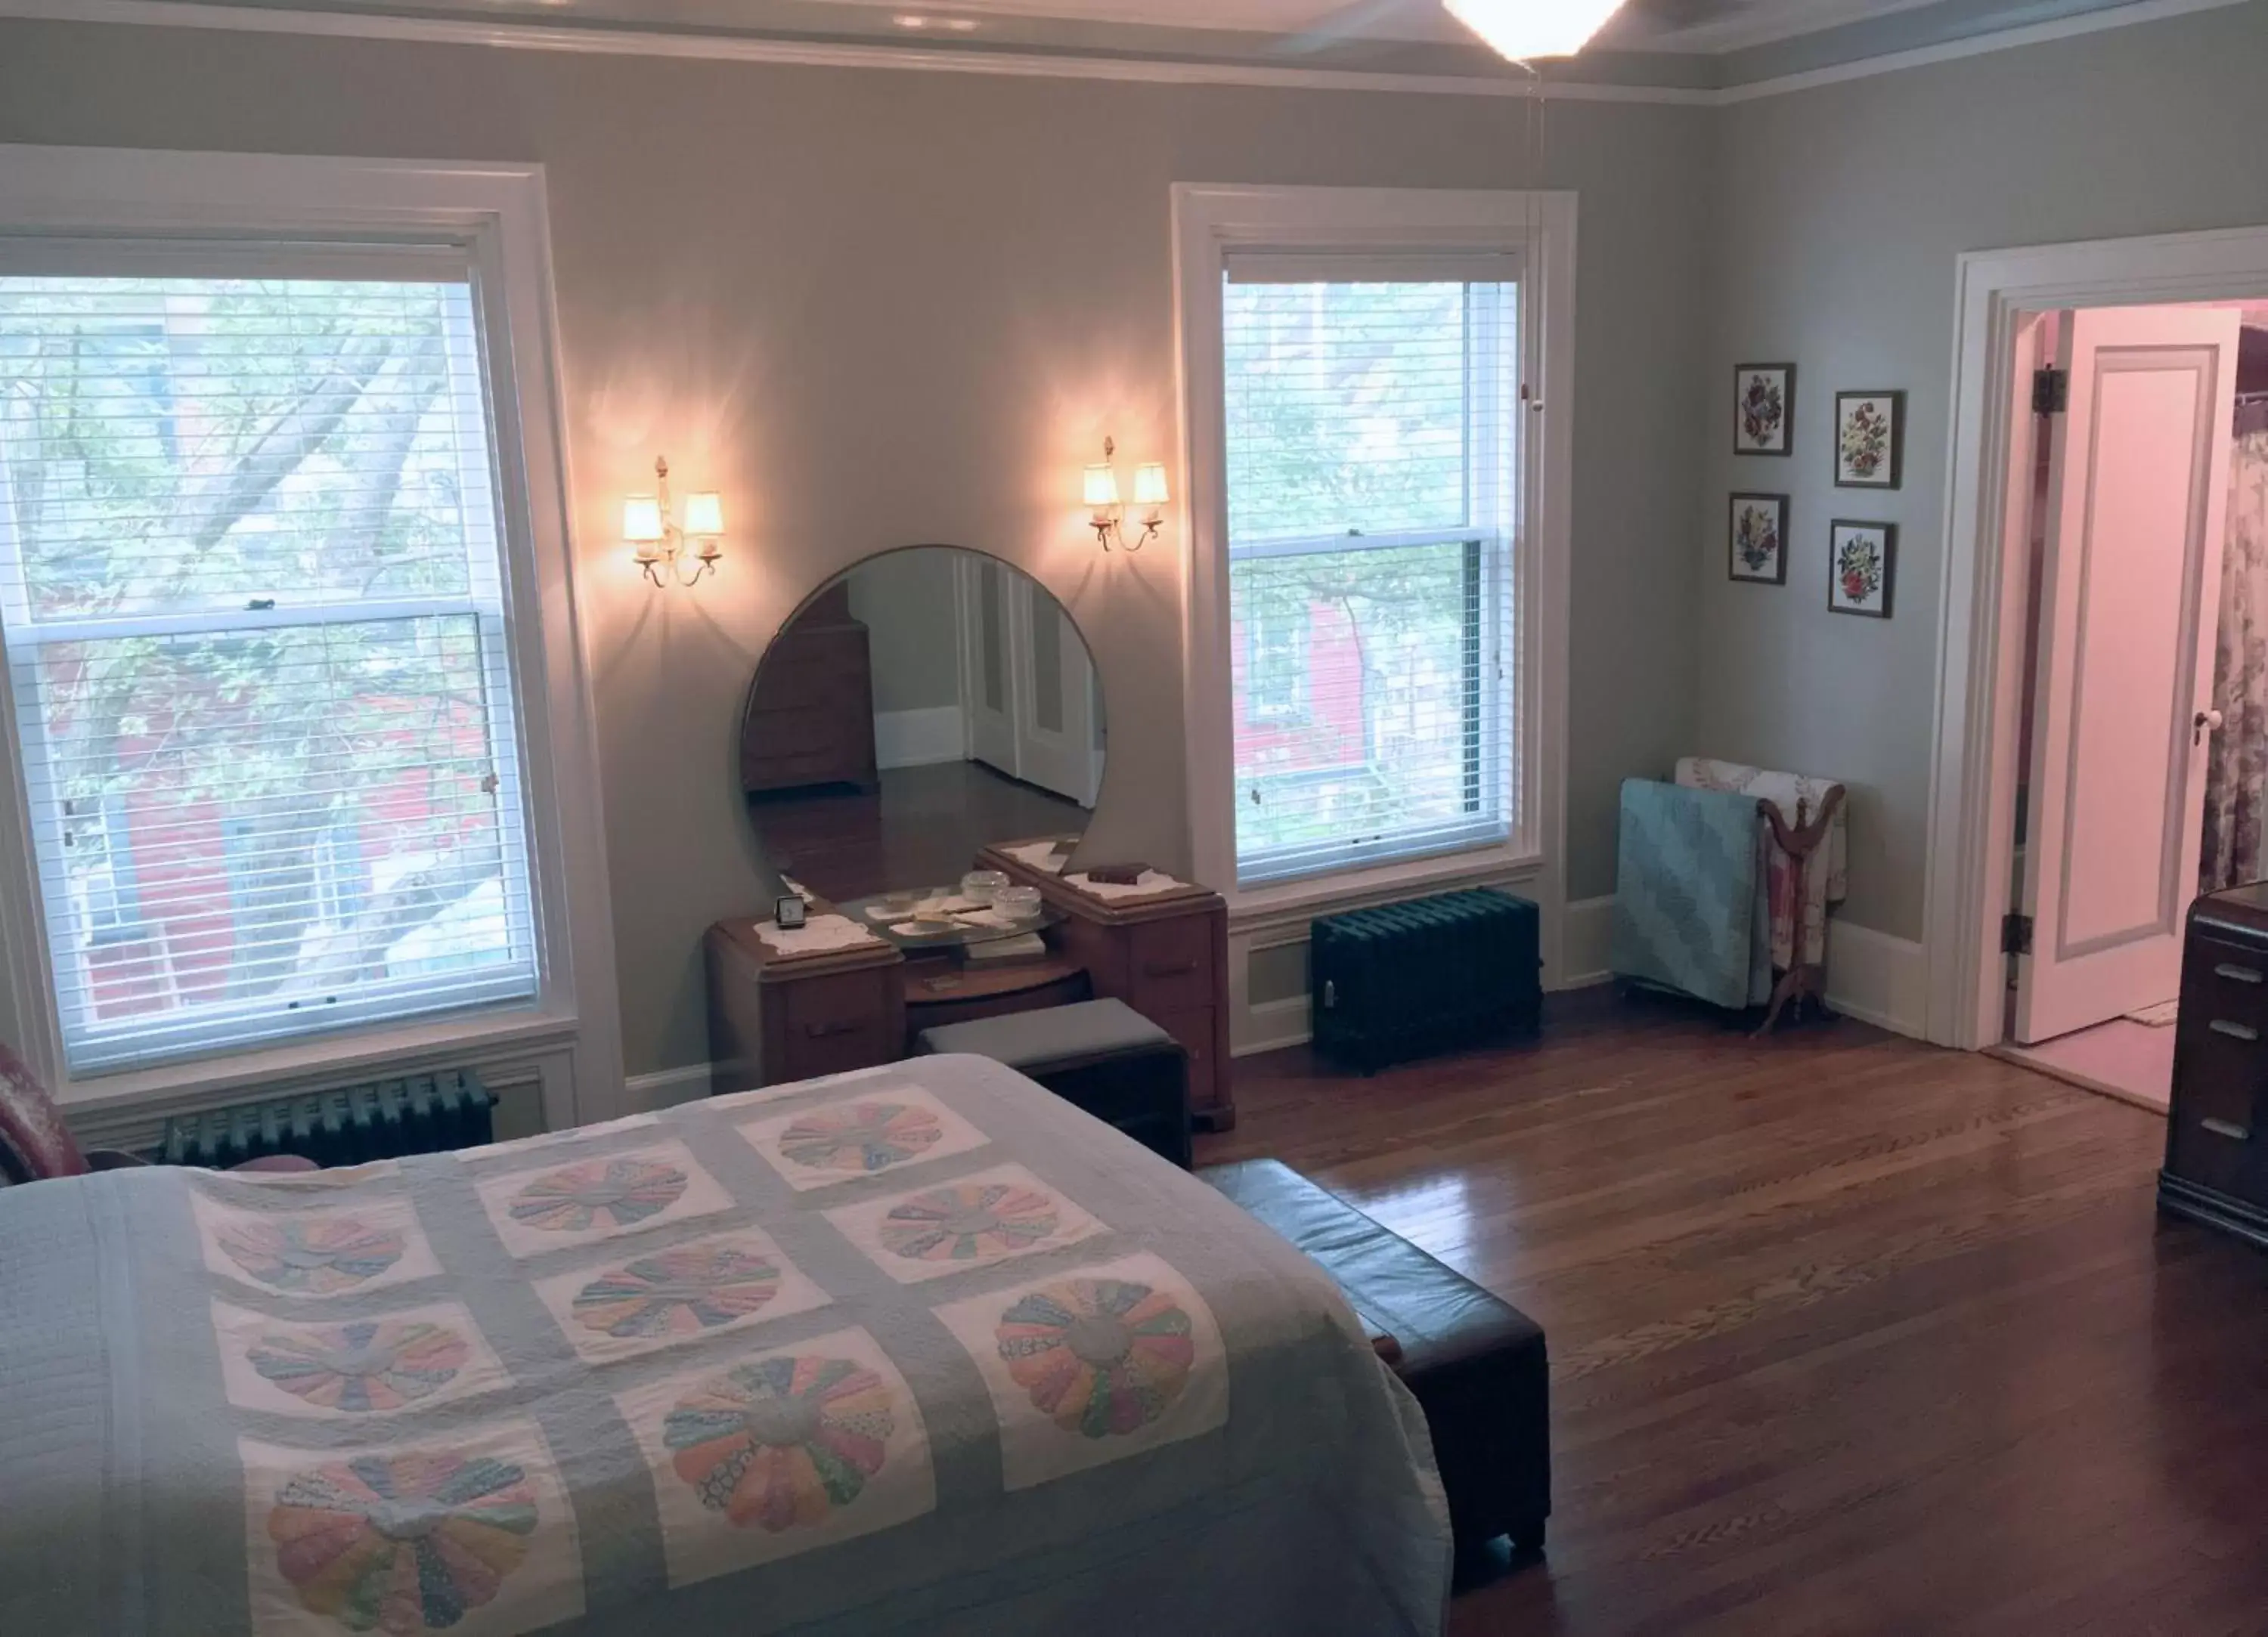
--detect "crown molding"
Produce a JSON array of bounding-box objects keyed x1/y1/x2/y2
[
  {"x1": 1717, "y1": 0, "x2": 2248, "y2": 101},
  {"x1": 0, "y1": 0, "x2": 2250, "y2": 104},
  {"x1": 0, "y1": 0, "x2": 1712, "y2": 102}
]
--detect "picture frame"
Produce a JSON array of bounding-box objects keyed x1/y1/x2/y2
[
  {"x1": 1828, "y1": 520, "x2": 1896, "y2": 618},
  {"x1": 773, "y1": 894, "x2": 808, "y2": 929},
  {"x1": 1728, "y1": 492, "x2": 1789, "y2": 584},
  {"x1": 1734, "y1": 363, "x2": 1795, "y2": 456},
  {"x1": 1834, "y1": 389, "x2": 1905, "y2": 488}
]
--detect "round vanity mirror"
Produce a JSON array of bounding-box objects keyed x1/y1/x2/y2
[{"x1": 740, "y1": 546, "x2": 1105, "y2": 906}]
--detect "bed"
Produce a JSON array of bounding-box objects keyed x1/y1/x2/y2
[{"x1": 0, "y1": 1054, "x2": 1450, "y2": 1636}]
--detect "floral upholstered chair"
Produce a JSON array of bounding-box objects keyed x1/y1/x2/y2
[{"x1": 0, "y1": 1041, "x2": 315, "y2": 1184}]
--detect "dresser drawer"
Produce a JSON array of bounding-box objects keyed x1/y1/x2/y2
[
  {"x1": 2182, "y1": 936, "x2": 2268, "y2": 1030},
  {"x1": 1126, "y1": 915, "x2": 1215, "y2": 1016},
  {"x1": 2166, "y1": 1095, "x2": 2263, "y2": 1201}
]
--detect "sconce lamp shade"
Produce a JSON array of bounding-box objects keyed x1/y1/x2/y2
[
  {"x1": 682, "y1": 491, "x2": 725, "y2": 537},
  {"x1": 1442, "y1": 0, "x2": 1625, "y2": 58},
  {"x1": 622, "y1": 494, "x2": 665, "y2": 544},
  {"x1": 1083, "y1": 463, "x2": 1120, "y2": 509},
  {"x1": 1132, "y1": 463, "x2": 1170, "y2": 508}
]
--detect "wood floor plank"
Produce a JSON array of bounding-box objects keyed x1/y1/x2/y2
[{"x1": 1194, "y1": 993, "x2": 2268, "y2": 1635}]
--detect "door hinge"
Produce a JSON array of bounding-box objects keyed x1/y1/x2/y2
[
  {"x1": 2002, "y1": 912, "x2": 2034, "y2": 956},
  {"x1": 2032, "y1": 367, "x2": 2069, "y2": 415}
]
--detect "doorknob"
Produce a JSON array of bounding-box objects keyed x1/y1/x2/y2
[{"x1": 2195, "y1": 707, "x2": 2226, "y2": 746}]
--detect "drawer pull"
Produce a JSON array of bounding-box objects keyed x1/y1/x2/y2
[
  {"x1": 1142, "y1": 960, "x2": 1199, "y2": 979},
  {"x1": 2200, "y1": 1116, "x2": 2251, "y2": 1142},
  {"x1": 2209, "y1": 1018, "x2": 2260, "y2": 1041},
  {"x1": 803, "y1": 1019, "x2": 868, "y2": 1039},
  {"x1": 2215, "y1": 962, "x2": 2264, "y2": 984}
]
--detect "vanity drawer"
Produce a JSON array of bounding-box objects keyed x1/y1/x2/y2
[
  {"x1": 1153, "y1": 1004, "x2": 1221, "y2": 1114},
  {"x1": 778, "y1": 970, "x2": 899, "y2": 1079},
  {"x1": 1126, "y1": 915, "x2": 1215, "y2": 1015}
]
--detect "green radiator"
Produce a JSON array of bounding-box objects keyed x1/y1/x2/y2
[
  {"x1": 154, "y1": 1069, "x2": 494, "y2": 1168},
  {"x1": 1310, "y1": 889, "x2": 1541, "y2": 1072}
]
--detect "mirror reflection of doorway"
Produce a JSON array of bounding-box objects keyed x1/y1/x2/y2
[
  {"x1": 742, "y1": 546, "x2": 1102, "y2": 904},
  {"x1": 957, "y1": 554, "x2": 1103, "y2": 809}
]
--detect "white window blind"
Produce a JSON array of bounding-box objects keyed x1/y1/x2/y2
[
  {"x1": 1221, "y1": 255, "x2": 1521, "y2": 887},
  {"x1": 0, "y1": 260, "x2": 541, "y2": 1072}
]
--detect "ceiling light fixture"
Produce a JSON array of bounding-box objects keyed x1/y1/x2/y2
[{"x1": 1441, "y1": 0, "x2": 1625, "y2": 60}]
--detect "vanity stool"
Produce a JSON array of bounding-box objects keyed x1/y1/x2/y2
[
  {"x1": 1201, "y1": 1157, "x2": 1551, "y2": 1559},
  {"x1": 916, "y1": 998, "x2": 1192, "y2": 1168}
]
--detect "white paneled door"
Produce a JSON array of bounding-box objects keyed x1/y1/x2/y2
[
  {"x1": 955, "y1": 556, "x2": 1101, "y2": 808},
  {"x1": 2014, "y1": 305, "x2": 2240, "y2": 1044}
]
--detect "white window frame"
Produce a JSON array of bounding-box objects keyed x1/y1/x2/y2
[
  {"x1": 0, "y1": 147, "x2": 623, "y2": 1127},
  {"x1": 1172, "y1": 184, "x2": 1572, "y2": 947}
]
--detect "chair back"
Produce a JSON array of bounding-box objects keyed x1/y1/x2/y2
[{"x1": 0, "y1": 1041, "x2": 88, "y2": 1184}]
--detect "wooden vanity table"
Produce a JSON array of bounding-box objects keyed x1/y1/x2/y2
[
  {"x1": 712, "y1": 544, "x2": 1232, "y2": 1128},
  {"x1": 707, "y1": 849, "x2": 1233, "y2": 1128}
]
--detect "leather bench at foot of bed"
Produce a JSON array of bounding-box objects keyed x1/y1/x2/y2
[{"x1": 1200, "y1": 1157, "x2": 1551, "y2": 1556}]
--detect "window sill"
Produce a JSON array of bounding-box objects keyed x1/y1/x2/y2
[
  {"x1": 48, "y1": 999, "x2": 582, "y2": 1119},
  {"x1": 1225, "y1": 843, "x2": 1542, "y2": 942}
]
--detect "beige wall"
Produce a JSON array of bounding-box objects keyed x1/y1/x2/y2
[
  {"x1": 0, "y1": 18, "x2": 1712, "y2": 1075},
  {"x1": 1697, "y1": 1, "x2": 2268, "y2": 942}
]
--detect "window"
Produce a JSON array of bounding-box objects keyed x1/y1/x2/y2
[
  {"x1": 0, "y1": 265, "x2": 540, "y2": 1073},
  {"x1": 1221, "y1": 264, "x2": 1520, "y2": 887}
]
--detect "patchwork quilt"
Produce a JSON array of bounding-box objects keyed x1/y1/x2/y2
[{"x1": 0, "y1": 1056, "x2": 1450, "y2": 1637}]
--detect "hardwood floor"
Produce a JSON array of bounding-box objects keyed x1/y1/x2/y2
[
  {"x1": 1194, "y1": 993, "x2": 2268, "y2": 1635},
  {"x1": 746, "y1": 760, "x2": 1087, "y2": 902}
]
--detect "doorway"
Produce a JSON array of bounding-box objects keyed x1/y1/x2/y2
[
  {"x1": 1981, "y1": 301, "x2": 2264, "y2": 1110},
  {"x1": 1923, "y1": 226, "x2": 2268, "y2": 1062}
]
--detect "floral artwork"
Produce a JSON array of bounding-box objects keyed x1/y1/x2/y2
[
  {"x1": 777, "y1": 1102, "x2": 944, "y2": 1174},
  {"x1": 508, "y1": 1156, "x2": 689, "y2": 1233},
  {"x1": 996, "y1": 1276, "x2": 1196, "y2": 1438},
  {"x1": 217, "y1": 1215, "x2": 406, "y2": 1295},
  {"x1": 1728, "y1": 494, "x2": 1787, "y2": 585},
  {"x1": 571, "y1": 1243, "x2": 784, "y2": 1340},
  {"x1": 1835, "y1": 390, "x2": 1904, "y2": 488},
  {"x1": 877, "y1": 1181, "x2": 1061, "y2": 1264},
  {"x1": 267, "y1": 1450, "x2": 539, "y2": 1632},
  {"x1": 1829, "y1": 521, "x2": 1896, "y2": 618},
  {"x1": 662, "y1": 1355, "x2": 897, "y2": 1532},
  {"x1": 248, "y1": 1319, "x2": 471, "y2": 1413},
  {"x1": 1734, "y1": 364, "x2": 1794, "y2": 455}
]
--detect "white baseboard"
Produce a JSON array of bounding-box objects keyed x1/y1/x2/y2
[
  {"x1": 1558, "y1": 893, "x2": 1616, "y2": 989},
  {"x1": 1825, "y1": 921, "x2": 1929, "y2": 1039},
  {"x1": 624, "y1": 1061, "x2": 714, "y2": 1108},
  {"x1": 874, "y1": 706, "x2": 965, "y2": 770},
  {"x1": 1536, "y1": 893, "x2": 1929, "y2": 1039}
]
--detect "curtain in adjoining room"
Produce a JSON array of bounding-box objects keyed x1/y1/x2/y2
[{"x1": 2202, "y1": 423, "x2": 2268, "y2": 892}]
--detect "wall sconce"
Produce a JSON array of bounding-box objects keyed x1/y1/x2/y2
[
  {"x1": 1083, "y1": 437, "x2": 1169, "y2": 552},
  {"x1": 624, "y1": 456, "x2": 724, "y2": 587}
]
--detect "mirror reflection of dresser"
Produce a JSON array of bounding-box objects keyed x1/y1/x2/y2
[{"x1": 706, "y1": 546, "x2": 1233, "y2": 1128}]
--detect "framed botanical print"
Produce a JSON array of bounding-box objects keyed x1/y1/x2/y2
[
  {"x1": 1734, "y1": 363, "x2": 1794, "y2": 456},
  {"x1": 1828, "y1": 520, "x2": 1896, "y2": 618},
  {"x1": 1728, "y1": 492, "x2": 1788, "y2": 584},
  {"x1": 1834, "y1": 389, "x2": 1904, "y2": 488}
]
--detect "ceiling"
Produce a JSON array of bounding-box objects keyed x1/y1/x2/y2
[
  {"x1": 67, "y1": 0, "x2": 2181, "y2": 87},
  {"x1": 804, "y1": 0, "x2": 1972, "y2": 54}
]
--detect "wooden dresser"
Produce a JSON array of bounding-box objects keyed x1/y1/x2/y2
[
  {"x1": 2159, "y1": 882, "x2": 2268, "y2": 1248},
  {"x1": 741, "y1": 583, "x2": 878, "y2": 797}
]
